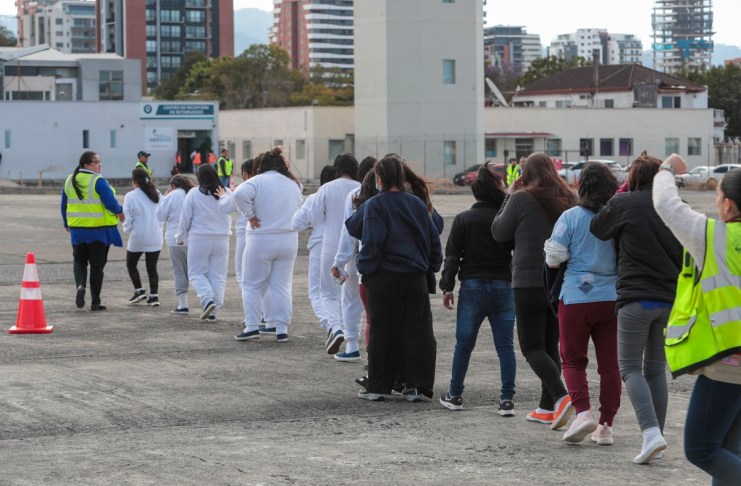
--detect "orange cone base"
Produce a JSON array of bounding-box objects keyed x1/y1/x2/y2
[{"x1": 8, "y1": 325, "x2": 53, "y2": 334}]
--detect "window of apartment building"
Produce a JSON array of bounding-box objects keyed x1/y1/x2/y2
[
  {"x1": 186, "y1": 10, "x2": 205, "y2": 23},
  {"x1": 160, "y1": 10, "x2": 182, "y2": 22},
  {"x1": 4, "y1": 130, "x2": 10, "y2": 149},
  {"x1": 242, "y1": 141, "x2": 252, "y2": 159},
  {"x1": 688, "y1": 137, "x2": 702, "y2": 156},
  {"x1": 56, "y1": 42, "x2": 63, "y2": 48},
  {"x1": 665, "y1": 137, "x2": 679, "y2": 156},
  {"x1": 55, "y1": 18, "x2": 63, "y2": 25},
  {"x1": 185, "y1": 41, "x2": 206, "y2": 53},
  {"x1": 328, "y1": 140, "x2": 344, "y2": 161},
  {"x1": 546, "y1": 138, "x2": 562, "y2": 157},
  {"x1": 579, "y1": 138, "x2": 594, "y2": 158},
  {"x1": 146, "y1": 9, "x2": 156, "y2": 21},
  {"x1": 619, "y1": 138, "x2": 633, "y2": 157},
  {"x1": 146, "y1": 25, "x2": 156, "y2": 37},
  {"x1": 661, "y1": 96, "x2": 681, "y2": 109},
  {"x1": 162, "y1": 25, "x2": 182, "y2": 37},
  {"x1": 186, "y1": 26, "x2": 205, "y2": 38},
  {"x1": 146, "y1": 40, "x2": 157, "y2": 53},
  {"x1": 604, "y1": 99, "x2": 615, "y2": 108},
  {"x1": 146, "y1": 72, "x2": 157, "y2": 84},
  {"x1": 161, "y1": 40, "x2": 181, "y2": 53},
  {"x1": 443, "y1": 59, "x2": 456, "y2": 84},
  {"x1": 600, "y1": 138, "x2": 614, "y2": 156},
  {"x1": 296, "y1": 139, "x2": 306, "y2": 160},
  {"x1": 110, "y1": 129, "x2": 116, "y2": 149},
  {"x1": 82, "y1": 130, "x2": 90, "y2": 149},
  {"x1": 485, "y1": 138, "x2": 497, "y2": 157},
  {"x1": 99, "y1": 70, "x2": 124, "y2": 101},
  {"x1": 161, "y1": 56, "x2": 181, "y2": 69},
  {"x1": 444, "y1": 141, "x2": 457, "y2": 165}
]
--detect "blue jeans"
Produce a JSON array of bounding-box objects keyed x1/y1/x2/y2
[
  {"x1": 684, "y1": 374, "x2": 741, "y2": 486},
  {"x1": 448, "y1": 279, "x2": 516, "y2": 400},
  {"x1": 220, "y1": 176, "x2": 230, "y2": 188}
]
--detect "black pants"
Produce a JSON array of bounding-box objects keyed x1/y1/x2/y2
[
  {"x1": 126, "y1": 250, "x2": 160, "y2": 294},
  {"x1": 72, "y1": 242, "x2": 110, "y2": 306},
  {"x1": 514, "y1": 287, "x2": 567, "y2": 410},
  {"x1": 364, "y1": 270, "x2": 436, "y2": 395}
]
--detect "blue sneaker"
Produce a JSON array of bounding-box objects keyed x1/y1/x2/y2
[
  {"x1": 170, "y1": 307, "x2": 189, "y2": 315},
  {"x1": 334, "y1": 350, "x2": 361, "y2": 362},
  {"x1": 326, "y1": 329, "x2": 345, "y2": 354},
  {"x1": 259, "y1": 325, "x2": 277, "y2": 334},
  {"x1": 200, "y1": 301, "x2": 216, "y2": 320},
  {"x1": 234, "y1": 330, "x2": 259, "y2": 341},
  {"x1": 276, "y1": 333, "x2": 289, "y2": 342}
]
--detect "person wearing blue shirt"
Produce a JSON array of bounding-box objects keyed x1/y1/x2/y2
[
  {"x1": 544, "y1": 162, "x2": 621, "y2": 445},
  {"x1": 61, "y1": 151, "x2": 124, "y2": 311}
]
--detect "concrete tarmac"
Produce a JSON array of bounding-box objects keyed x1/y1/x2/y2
[{"x1": 0, "y1": 191, "x2": 716, "y2": 485}]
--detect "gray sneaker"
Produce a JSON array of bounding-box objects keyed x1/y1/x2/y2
[{"x1": 498, "y1": 400, "x2": 515, "y2": 417}]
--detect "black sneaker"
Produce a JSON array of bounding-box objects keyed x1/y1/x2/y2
[
  {"x1": 146, "y1": 295, "x2": 160, "y2": 307},
  {"x1": 207, "y1": 315, "x2": 216, "y2": 321},
  {"x1": 171, "y1": 307, "x2": 189, "y2": 315},
  {"x1": 90, "y1": 304, "x2": 107, "y2": 311},
  {"x1": 128, "y1": 289, "x2": 147, "y2": 304},
  {"x1": 401, "y1": 387, "x2": 429, "y2": 403},
  {"x1": 355, "y1": 375, "x2": 369, "y2": 388},
  {"x1": 276, "y1": 333, "x2": 289, "y2": 342},
  {"x1": 75, "y1": 285, "x2": 86, "y2": 308},
  {"x1": 391, "y1": 382, "x2": 405, "y2": 397},
  {"x1": 200, "y1": 301, "x2": 216, "y2": 320},
  {"x1": 357, "y1": 388, "x2": 384, "y2": 401},
  {"x1": 439, "y1": 393, "x2": 463, "y2": 411},
  {"x1": 234, "y1": 329, "x2": 260, "y2": 341},
  {"x1": 326, "y1": 329, "x2": 345, "y2": 354},
  {"x1": 498, "y1": 400, "x2": 515, "y2": 417}
]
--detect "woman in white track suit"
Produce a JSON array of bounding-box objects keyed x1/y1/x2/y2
[
  {"x1": 232, "y1": 147, "x2": 304, "y2": 343},
  {"x1": 175, "y1": 164, "x2": 232, "y2": 320}
]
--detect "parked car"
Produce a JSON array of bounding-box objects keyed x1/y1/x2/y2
[
  {"x1": 452, "y1": 164, "x2": 482, "y2": 186},
  {"x1": 464, "y1": 163, "x2": 507, "y2": 185},
  {"x1": 561, "y1": 159, "x2": 627, "y2": 186},
  {"x1": 704, "y1": 164, "x2": 741, "y2": 190},
  {"x1": 675, "y1": 166, "x2": 710, "y2": 188}
]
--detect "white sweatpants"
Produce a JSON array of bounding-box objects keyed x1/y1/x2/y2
[
  {"x1": 168, "y1": 245, "x2": 189, "y2": 296},
  {"x1": 236, "y1": 230, "x2": 271, "y2": 321},
  {"x1": 242, "y1": 232, "x2": 298, "y2": 334},
  {"x1": 187, "y1": 236, "x2": 229, "y2": 316},
  {"x1": 308, "y1": 244, "x2": 327, "y2": 328},
  {"x1": 340, "y1": 258, "x2": 364, "y2": 353},
  {"x1": 319, "y1": 251, "x2": 342, "y2": 332}
]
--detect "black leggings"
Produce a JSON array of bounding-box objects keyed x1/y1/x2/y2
[
  {"x1": 73, "y1": 241, "x2": 110, "y2": 306},
  {"x1": 126, "y1": 250, "x2": 160, "y2": 294},
  {"x1": 514, "y1": 287, "x2": 567, "y2": 411}
]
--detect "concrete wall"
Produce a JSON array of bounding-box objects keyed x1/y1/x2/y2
[
  {"x1": 0, "y1": 101, "x2": 218, "y2": 181},
  {"x1": 78, "y1": 57, "x2": 141, "y2": 101}
]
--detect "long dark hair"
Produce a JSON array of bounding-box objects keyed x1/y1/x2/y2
[
  {"x1": 519, "y1": 152, "x2": 577, "y2": 223},
  {"x1": 471, "y1": 162, "x2": 506, "y2": 205},
  {"x1": 241, "y1": 159, "x2": 254, "y2": 177},
  {"x1": 578, "y1": 162, "x2": 618, "y2": 212},
  {"x1": 401, "y1": 161, "x2": 433, "y2": 211},
  {"x1": 169, "y1": 174, "x2": 194, "y2": 193},
  {"x1": 333, "y1": 153, "x2": 358, "y2": 180},
  {"x1": 628, "y1": 152, "x2": 661, "y2": 191},
  {"x1": 197, "y1": 164, "x2": 223, "y2": 200},
  {"x1": 251, "y1": 152, "x2": 265, "y2": 176},
  {"x1": 319, "y1": 164, "x2": 336, "y2": 185},
  {"x1": 374, "y1": 155, "x2": 405, "y2": 191},
  {"x1": 72, "y1": 151, "x2": 98, "y2": 199},
  {"x1": 258, "y1": 146, "x2": 301, "y2": 187},
  {"x1": 132, "y1": 168, "x2": 159, "y2": 203},
  {"x1": 358, "y1": 156, "x2": 377, "y2": 182},
  {"x1": 353, "y1": 169, "x2": 378, "y2": 210}
]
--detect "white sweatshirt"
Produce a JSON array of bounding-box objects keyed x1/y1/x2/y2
[
  {"x1": 156, "y1": 187, "x2": 187, "y2": 247},
  {"x1": 311, "y1": 177, "x2": 360, "y2": 255},
  {"x1": 231, "y1": 170, "x2": 303, "y2": 236},
  {"x1": 291, "y1": 193, "x2": 325, "y2": 251},
  {"x1": 123, "y1": 188, "x2": 164, "y2": 252},
  {"x1": 175, "y1": 187, "x2": 232, "y2": 243},
  {"x1": 333, "y1": 187, "x2": 359, "y2": 268},
  {"x1": 217, "y1": 183, "x2": 250, "y2": 237}
]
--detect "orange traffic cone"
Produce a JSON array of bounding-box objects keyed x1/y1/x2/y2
[{"x1": 8, "y1": 253, "x2": 53, "y2": 334}]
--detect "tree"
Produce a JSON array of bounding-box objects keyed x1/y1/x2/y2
[
  {"x1": 152, "y1": 52, "x2": 208, "y2": 100},
  {"x1": 517, "y1": 55, "x2": 591, "y2": 87},
  {"x1": 677, "y1": 64, "x2": 741, "y2": 139},
  {"x1": 290, "y1": 66, "x2": 353, "y2": 106},
  {"x1": 0, "y1": 25, "x2": 17, "y2": 47}
]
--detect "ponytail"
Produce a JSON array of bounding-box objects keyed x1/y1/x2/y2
[{"x1": 132, "y1": 168, "x2": 159, "y2": 203}]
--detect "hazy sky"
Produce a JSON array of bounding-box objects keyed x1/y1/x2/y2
[{"x1": 2, "y1": 1, "x2": 739, "y2": 47}]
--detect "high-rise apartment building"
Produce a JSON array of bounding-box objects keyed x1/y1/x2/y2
[
  {"x1": 652, "y1": 0, "x2": 713, "y2": 73},
  {"x1": 484, "y1": 25, "x2": 542, "y2": 73},
  {"x1": 269, "y1": 0, "x2": 354, "y2": 76},
  {"x1": 548, "y1": 29, "x2": 643, "y2": 65},
  {"x1": 96, "y1": 0, "x2": 234, "y2": 92},
  {"x1": 16, "y1": 0, "x2": 96, "y2": 53}
]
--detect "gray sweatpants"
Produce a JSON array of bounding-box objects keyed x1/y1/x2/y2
[
  {"x1": 168, "y1": 245, "x2": 189, "y2": 296},
  {"x1": 617, "y1": 301, "x2": 670, "y2": 433}
]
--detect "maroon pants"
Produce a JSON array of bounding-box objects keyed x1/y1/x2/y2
[
  {"x1": 558, "y1": 300, "x2": 621, "y2": 426},
  {"x1": 359, "y1": 283, "x2": 371, "y2": 351}
]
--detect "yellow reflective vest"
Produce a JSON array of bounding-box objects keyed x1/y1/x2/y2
[
  {"x1": 134, "y1": 161, "x2": 153, "y2": 176},
  {"x1": 217, "y1": 157, "x2": 233, "y2": 177},
  {"x1": 506, "y1": 164, "x2": 520, "y2": 186},
  {"x1": 64, "y1": 172, "x2": 119, "y2": 228},
  {"x1": 665, "y1": 219, "x2": 741, "y2": 377}
]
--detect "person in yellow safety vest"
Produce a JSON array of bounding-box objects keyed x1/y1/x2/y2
[
  {"x1": 62, "y1": 151, "x2": 125, "y2": 312},
  {"x1": 505, "y1": 158, "x2": 519, "y2": 187},
  {"x1": 653, "y1": 153, "x2": 741, "y2": 484},
  {"x1": 217, "y1": 149, "x2": 233, "y2": 187},
  {"x1": 135, "y1": 150, "x2": 153, "y2": 176}
]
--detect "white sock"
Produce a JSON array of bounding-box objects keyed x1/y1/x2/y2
[
  {"x1": 178, "y1": 294, "x2": 188, "y2": 309},
  {"x1": 536, "y1": 407, "x2": 553, "y2": 414},
  {"x1": 345, "y1": 340, "x2": 359, "y2": 354},
  {"x1": 149, "y1": 293, "x2": 158, "y2": 298}
]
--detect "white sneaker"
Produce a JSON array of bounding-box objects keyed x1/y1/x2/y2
[
  {"x1": 591, "y1": 423, "x2": 614, "y2": 446},
  {"x1": 633, "y1": 435, "x2": 667, "y2": 464},
  {"x1": 563, "y1": 413, "x2": 597, "y2": 443}
]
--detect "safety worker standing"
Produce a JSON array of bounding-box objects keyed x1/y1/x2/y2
[
  {"x1": 217, "y1": 149, "x2": 233, "y2": 188},
  {"x1": 505, "y1": 158, "x2": 519, "y2": 187},
  {"x1": 135, "y1": 150, "x2": 153, "y2": 176}
]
